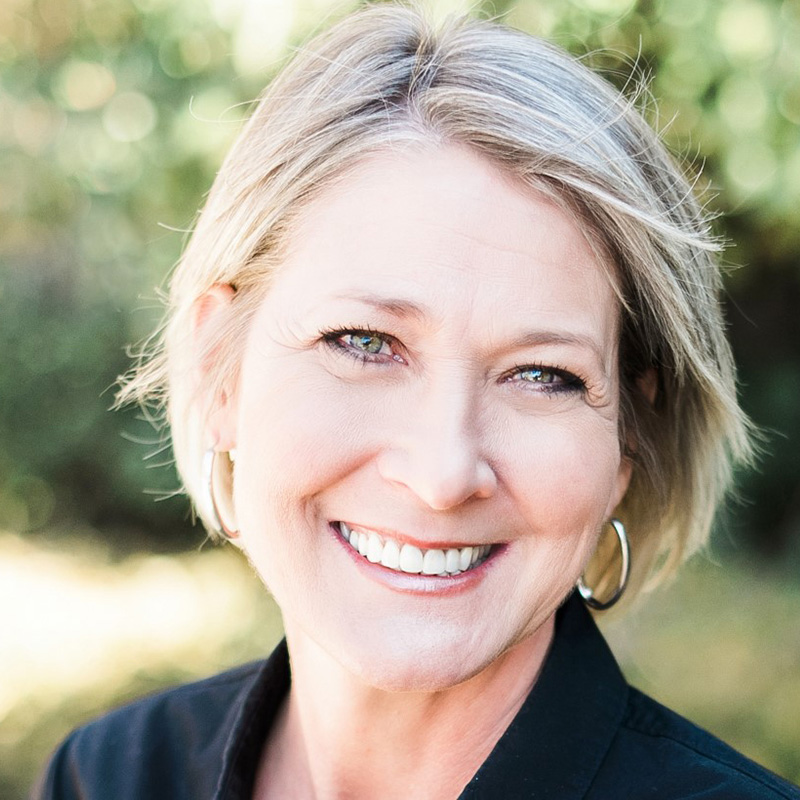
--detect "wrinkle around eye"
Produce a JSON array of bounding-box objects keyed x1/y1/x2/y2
[
  {"x1": 247, "y1": 319, "x2": 309, "y2": 362},
  {"x1": 581, "y1": 382, "x2": 620, "y2": 417}
]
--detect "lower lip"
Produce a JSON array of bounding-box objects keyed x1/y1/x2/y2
[{"x1": 328, "y1": 522, "x2": 505, "y2": 596}]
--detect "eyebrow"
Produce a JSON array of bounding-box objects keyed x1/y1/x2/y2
[
  {"x1": 332, "y1": 292, "x2": 427, "y2": 320},
  {"x1": 511, "y1": 331, "x2": 606, "y2": 361},
  {"x1": 334, "y1": 292, "x2": 607, "y2": 362}
]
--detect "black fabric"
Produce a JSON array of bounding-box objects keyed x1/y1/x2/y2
[{"x1": 32, "y1": 594, "x2": 800, "y2": 799}]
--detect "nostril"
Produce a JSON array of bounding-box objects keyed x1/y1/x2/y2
[{"x1": 475, "y1": 461, "x2": 498, "y2": 498}]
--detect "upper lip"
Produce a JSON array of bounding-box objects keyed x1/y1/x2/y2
[{"x1": 335, "y1": 520, "x2": 500, "y2": 550}]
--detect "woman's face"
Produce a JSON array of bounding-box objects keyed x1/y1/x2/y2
[{"x1": 217, "y1": 145, "x2": 631, "y2": 691}]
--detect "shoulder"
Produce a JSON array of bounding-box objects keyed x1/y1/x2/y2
[
  {"x1": 30, "y1": 661, "x2": 266, "y2": 800},
  {"x1": 589, "y1": 687, "x2": 800, "y2": 800}
]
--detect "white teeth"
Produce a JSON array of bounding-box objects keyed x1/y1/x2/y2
[
  {"x1": 380, "y1": 539, "x2": 400, "y2": 569},
  {"x1": 399, "y1": 544, "x2": 424, "y2": 573},
  {"x1": 338, "y1": 523, "x2": 493, "y2": 578},
  {"x1": 445, "y1": 548, "x2": 460, "y2": 573},
  {"x1": 366, "y1": 533, "x2": 383, "y2": 563},
  {"x1": 422, "y1": 549, "x2": 446, "y2": 575}
]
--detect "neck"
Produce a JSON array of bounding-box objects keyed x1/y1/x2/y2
[{"x1": 253, "y1": 617, "x2": 555, "y2": 800}]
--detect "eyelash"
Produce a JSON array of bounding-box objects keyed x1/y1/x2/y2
[{"x1": 320, "y1": 326, "x2": 587, "y2": 395}]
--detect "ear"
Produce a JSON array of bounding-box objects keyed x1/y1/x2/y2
[
  {"x1": 637, "y1": 367, "x2": 658, "y2": 406},
  {"x1": 191, "y1": 283, "x2": 238, "y2": 451},
  {"x1": 608, "y1": 456, "x2": 633, "y2": 519},
  {"x1": 608, "y1": 367, "x2": 658, "y2": 516}
]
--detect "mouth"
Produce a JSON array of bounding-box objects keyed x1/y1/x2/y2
[{"x1": 334, "y1": 521, "x2": 494, "y2": 577}]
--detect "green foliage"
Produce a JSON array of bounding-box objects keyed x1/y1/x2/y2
[
  {"x1": 1, "y1": 1, "x2": 799, "y2": 794},
  {"x1": 0, "y1": 0, "x2": 261, "y2": 545}
]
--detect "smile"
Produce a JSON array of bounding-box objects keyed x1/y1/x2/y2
[{"x1": 336, "y1": 521, "x2": 493, "y2": 576}]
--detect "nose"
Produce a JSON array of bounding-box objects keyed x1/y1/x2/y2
[{"x1": 376, "y1": 388, "x2": 498, "y2": 510}]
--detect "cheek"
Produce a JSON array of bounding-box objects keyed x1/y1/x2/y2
[
  {"x1": 501, "y1": 414, "x2": 623, "y2": 531},
  {"x1": 488, "y1": 418, "x2": 623, "y2": 621},
  {"x1": 237, "y1": 366, "x2": 377, "y2": 490},
  {"x1": 230, "y1": 362, "x2": 386, "y2": 595}
]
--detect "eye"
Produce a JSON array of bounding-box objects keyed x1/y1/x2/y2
[
  {"x1": 518, "y1": 367, "x2": 557, "y2": 383},
  {"x1": 342, "y1": 332, "x2": 393, "y2": 356},
  {"x1": 505, "y1": 365, "x2": 585, "y2": 395},
  {"x1": 321, "y1": 327, "x2": 405, "y2": 364}
]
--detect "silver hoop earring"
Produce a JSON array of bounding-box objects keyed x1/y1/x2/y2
[
  {"x1": 201, "y1": 449, "x2": 239, "y2": 539},
  {"x1": 577, "y1": 518, "x2": 630, "y2": 611}
]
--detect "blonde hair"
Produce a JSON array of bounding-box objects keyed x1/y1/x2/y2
[{"x1": 118, "y1": 4, "x2": 753, "y2": 604}]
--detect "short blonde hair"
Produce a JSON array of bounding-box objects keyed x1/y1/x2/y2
[{"x1": 118, "y1": 4, "x2": 753, "y2": 604}]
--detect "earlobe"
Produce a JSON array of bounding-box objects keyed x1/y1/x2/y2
[{"x1": 191, "y1": 283, "x2": 238, "y2": 451}]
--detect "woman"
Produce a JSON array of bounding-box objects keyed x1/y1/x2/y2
[{"x1": 33, "y1": 5, "x2": 800, "y2": 799}]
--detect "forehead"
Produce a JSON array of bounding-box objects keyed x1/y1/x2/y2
[{"x1": 268, "y1": 145, "x2": 618, "y2": 345}]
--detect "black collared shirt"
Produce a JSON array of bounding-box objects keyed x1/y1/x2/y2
[{"x1": 33, "y1": 594, "x2": 800, "y2": 799}]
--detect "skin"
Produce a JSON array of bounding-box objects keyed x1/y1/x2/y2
[{"x1": 201, "y1": 144, "x2": 632, "y2": 799}]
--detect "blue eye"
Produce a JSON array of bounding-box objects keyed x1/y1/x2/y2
[
  {"x1": 506, "y1": 365, "x2": 584, "y2": 395},
  {"x1": 342, "y1": 333, "x2": 392, "y2": 355},
  {"x1": 517, "y1": 367, "x2": 558, "y2": 384},
  {"x1": 322, "y1": 327, "x2": 402, "y2": 363}
]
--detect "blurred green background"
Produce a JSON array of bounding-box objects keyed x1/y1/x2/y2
[{"x1": 1, "y1": 0, "x2": 799, "y2": 796}]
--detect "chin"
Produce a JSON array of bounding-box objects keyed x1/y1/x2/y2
[
  {"x1": 347, "y1": 650, "x2": 490, "y2": 693},
  {"x1": 329, "y1": 619, "x2": 515, "y2": 693}
]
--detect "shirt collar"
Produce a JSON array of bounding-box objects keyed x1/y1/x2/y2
[
  {"x1": 216, "y1": 639, "x2": 291, "y2": 800},
  {"x1": 459, "y1": 593, "x2": 629, "y2": 799}
]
